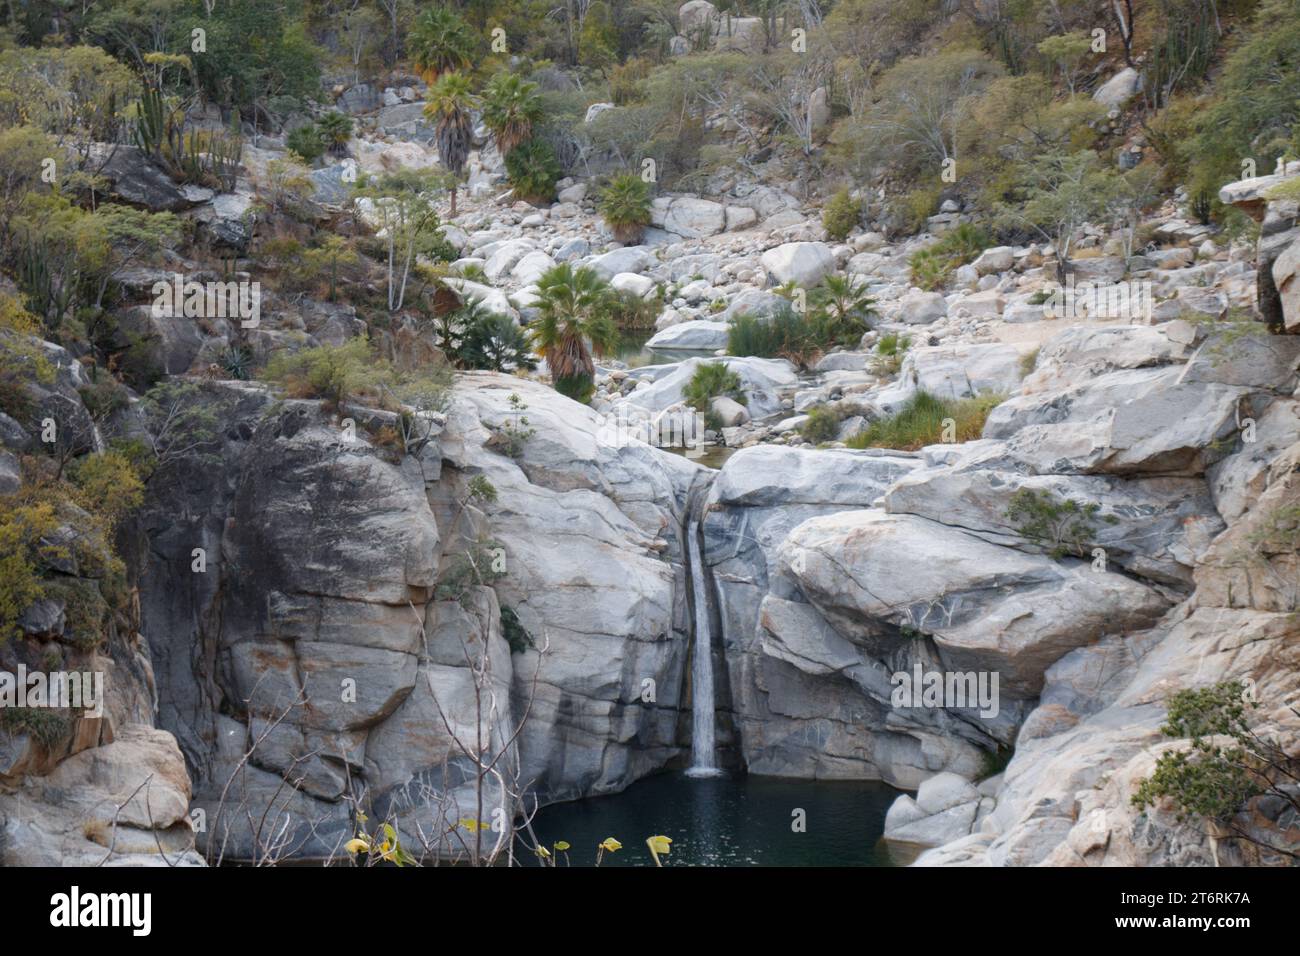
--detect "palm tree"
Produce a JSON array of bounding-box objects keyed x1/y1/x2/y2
[
  {"x1": 811, "y1": 273, "x2": 876, "y2": 346},
  {"x1": 481, "y1": 73, "x2": 543, "y2": 157},
  {"x1": 599, "y1": 172, "x2": 653, "y2": 243},
  {"x1": 530, "y1": 263, "x2": 619, "y2": 402},
  {"x1": 409, "y1": 6, "x2": 475, "y2": 83},
  {"x1": 424, "y1": 72, "x2": 479, "y2": 218},
  {"x1": 316, "y1": 111, "x2": 354, "y2": 157}
]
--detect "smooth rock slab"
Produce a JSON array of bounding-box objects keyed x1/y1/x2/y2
[
  {"x1": 781, "y1": 510, "x2": 1169, "y2": 696},
  {"x1": 645, "y1": 319, "x2": 730, "y2": 351}
]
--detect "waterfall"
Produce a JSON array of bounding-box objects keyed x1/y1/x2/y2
[{"x1": 685, "y1": 519, "x2": 722, "y2": 777}]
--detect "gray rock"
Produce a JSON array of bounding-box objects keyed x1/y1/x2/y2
[
  {"x1": 554, "y1": 237, "x2": 590, "y2": 261},
  {"x1": 760, "y1": 242, "x2": 835, "y2": 286},
  {"x1": 891, "y1": 290, "x2": 948, "y2": 325},
  {"x1": 645, "y1": 319, "x2": 730, "y2": 351},
  {"x1": 972, "y1": 246, "x2": 1014, "y2": 276},
  {"x1": 588, "y1": 246, "x2": 656, "y2": 279},
  {"x1": 97, "y1": 146, "x2": 193, "y2": 212},
  {"x1": 782, "y1": 510, "x2": 1169, "y2": 696},
  {"x1": 710, "y1": 396, "x2": 750, "y2": 427},
  {"x1": 620, "y1": 356, "x2": 797, "y2": 419},
  {"x1": 1092, "y1": 67, "x2": 1142, "y2": 108}
]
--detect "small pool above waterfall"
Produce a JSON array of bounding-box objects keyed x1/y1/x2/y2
[{"x1": 527, "y1": 772, "x2": 904, "y2": 866}]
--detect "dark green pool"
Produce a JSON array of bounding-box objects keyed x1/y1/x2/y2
[{"x1": 526, "y1": 772, "x2": 903, "y2": 867}]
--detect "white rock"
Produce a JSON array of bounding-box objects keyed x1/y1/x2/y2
[
  {"x1": 611, "y1": 272, "x2": 657, "y2": 298},
  {"x1": 760, "y1": 241, "x2": 836, "y2": 286},
  {"x1": 1092, "y1": 67, "x2": 1142, "y2": 108},
  {"x1": 972, "y1": 246, "x2": 1014, "y2": 276},
  {"x1": 645, "y1": 320, "x2": 730, "y2": 351}
]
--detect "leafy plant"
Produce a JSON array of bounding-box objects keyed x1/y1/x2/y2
[
  {"x1": 800, "y1": 405, "x2": 842, "y2": 444},
  {"x1": 491, "y1": 393, "x2": 536, "y2": 458},
  {"x1": 481, "y1": 73, "x2": 543, "y2": 157},
  {"x1": 500, "y1": 605, "x2": 534, "y2": 654},
  {"x1": 218, "y1": 345, "x2": 253, "y2": 380},
  {"x1": 846, "y1": 391, "x2": 1003, "y2": 451},
  {"x1": 1133, "y1": 680, "x2": 1300, "y2": 860},
  {"x1": 908, "y1": 223, "x2": 991, "y2": 290},
  {"x1": 263, "y1": 337, "x2": 387, "y2": 410},
  {"x1": 810, "y1": 274, "x2": 876, "y2": 346},
  {"x1": 424, "y1": 72, "x2": 479, "y2": 217},
  {"x1": 597, "y1": 286, "x2": 660, "y2": 332},
  {"x1": 726, "y1": 304, "x2": 818, "y2": 368},
  {"x1": 462, "y1": 311, "x2": 538, "y2": 373},
  {"x1": 599, "y1": 173, "x2": 653, "y2": 244},
  {"x1": 316, "y1": 111, "x2": 354, "y2": 156},
  {"x1": 0, "y1": 490, "x2": 61, "y2": 643},
  {"x1": 409, "y1": 6, "x2": 476, "y2": 83},
  {"x1": 505, "y1": 139, "x2": 562, "y2": 205},
  {"x1": 822, "y1": 187, "x2": 862, "y2": 241},
  {"x1": 1003, "y1": 487, "x2": 1110, "y2": 560},
  {"x1": 530, "y1": 264, "x2": 618, "y2": 402},
  {"x1": 682, "y1": 362, "x2": 746, "y2": 415},
  {"x1": 286, "y1": 123, "x2": 326, "y2": 164}
]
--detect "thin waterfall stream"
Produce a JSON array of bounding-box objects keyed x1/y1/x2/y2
[{"x1": 685, "y1": 518, "x2": 722, "y2": 777}]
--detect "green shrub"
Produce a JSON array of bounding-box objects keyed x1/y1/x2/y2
[
  {"x1": 598, "y1": 286, "x2": 661, "y2": 332},
  {"x1": 0, "y1": 490, "x2": 61, "y2": 643},
  {"x1": 822, "y1": 187, "x2": 862, "y2": 241},
  {"x1": 682, "y1": 362, "x2": 746, "y2": 416},
  {"x1": 810, "y1": 274, "x2": 876, "y2": 347},
  {"x1": 505, "y1": 138, "x2": 561, "y2": 204},
  {"x1": 500, "y1": 605, "x2": 535, "y2": 654},
  {"x1": 599, "y1": 173, "x2": 653, "y2": 244},
  {"x1": 908, "y1": 222, "x2": 992, "y2": 290},
  {"x1": 1132, "y1": 680, "x2": 1299, "y2": 854},
  {"x1": 895, "y1": 184, "x2": 943, "y2": 235},
  {"x1": 978, "y1": 745, "x2": 1014, "y2": 781},
  {"x1": 727, "y1": 305, "x2": 818, "y2": 367},
  {"x1": 263, "y1": 337, "x2": 387, "y2": 409},
  {"x1": 285, "y1": 123, "x2": 325, "y2": 164},
  {"x1": 0, "y1": 705, "x2": 71, "y2": 746},
  {"x1": 800, "y1": 406, "x2": 841, "y2": 444},
  {"x1": 846, "y1": 391, "x2": 1003, "y2": 450},
  {"x1": 871, "y1": 332, "x2": 912, "y2": 375},
  {"x1": 461, "y1": 312, "x2": 537, "y2": 373},
  {"x1": 316, "y1": 111, "x2": 354, "y2": 155},
  {"x1": 1004, "y1": 488, "x2": 1111, "y2": 560}
]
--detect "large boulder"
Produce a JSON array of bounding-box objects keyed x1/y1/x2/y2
[
  {"x1": 781, "y1": 510, "x2": 1169, "y2": 696},
  {"x1": 95, "y1": 145, "x2": 193, "y2": 212},
  {"x1": 885, "y1": 459, "x2": 1223, "y2": 588},
  {"x1": 760, "y1": 242, "x2": 835, "y2": 287},
  {"x1": 720, "y1": 288, "x2": 788, "y2": 322},
  {"x1": 588, "y1": 246, "x2": 656, "y2": 279},
  {"x1": 678, "y1": 0, "x2": 719, "y2": 37},
  {"x1": 645, "y1": 319, "x2": 730, "y2": 351},
  {"x1": 619, "y1": 356, "x2": 797, "y2": 419},
  {"x1": 655, "y1": 196, "x2": 727, "y2": 238},
  {"x1": 890, "y1": 289, "x2": 948, "y2": 325},
  {"x1": 483, "y1": 239, "x2": 539, "y2": 283},
  {"x1": 884, "y1": 773, "x2": 984, "y2": 849},
  {"x1": 702, "y1": 447, "x2": 1005, "y2": 787},
  {"x1": 1092, "y1": 67, "x2": 1142, "y2": 108},
  {"x1": 900, "y1": 343, "x2": 1026, "y2": 402},
  {"x1": 1271, "y1": 234, "x2": 1300, "y2": 332}
]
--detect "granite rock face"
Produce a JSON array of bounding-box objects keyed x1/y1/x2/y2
[{"x1": 136, "y1": 376, "x2": 703, "y2": 861}]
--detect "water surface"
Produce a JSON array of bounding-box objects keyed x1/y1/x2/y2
[{"x1": 527, "y1": 772, "x2": 903, "y2": 867}]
